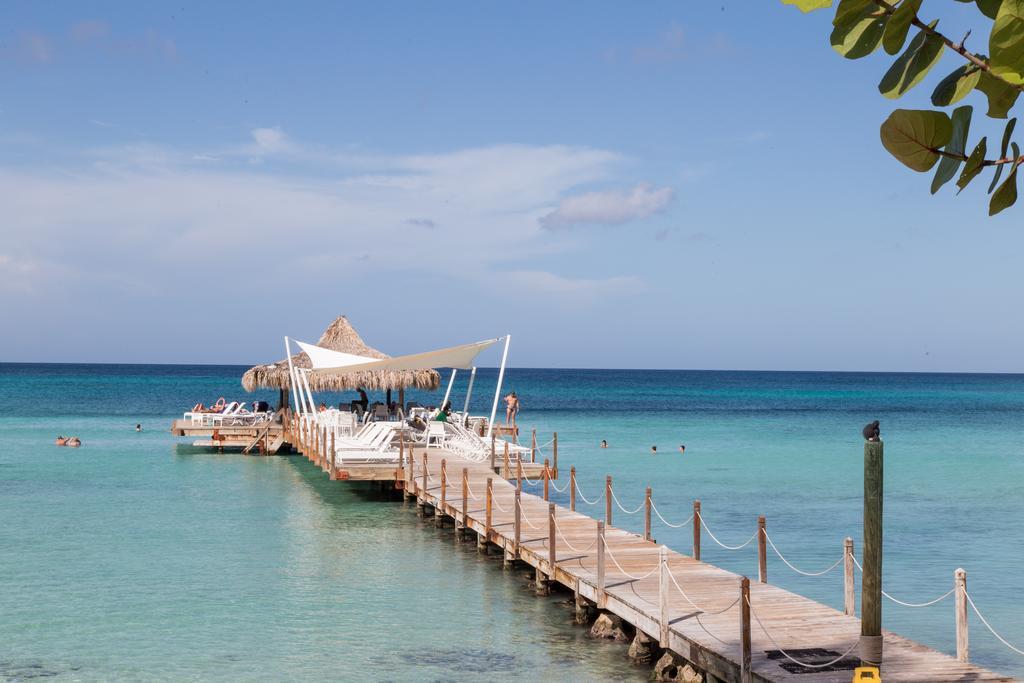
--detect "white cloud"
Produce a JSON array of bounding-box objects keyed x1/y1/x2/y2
[
  {"x1": 539, "y1": 183, "x2": 674, "y2": 230},
  {"x1": 251, "y1": 127, "x2": 289, "y2": 152}
]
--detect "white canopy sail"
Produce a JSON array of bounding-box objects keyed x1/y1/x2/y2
[{"x1": 294, "y1": 337, "x2": 502, "y2": 375}]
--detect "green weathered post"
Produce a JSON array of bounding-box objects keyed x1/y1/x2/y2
[{"x1": 861, "y1": 439, "x2": 884, "y2": 667}]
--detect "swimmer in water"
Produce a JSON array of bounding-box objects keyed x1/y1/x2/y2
[
  {"x1": 651, "y1": 445, "x2": 657, "y2": 455},
  {"x1": 678, "y1": 444, "x2": 686, "y2": 454},
  {"x1": 600, "y1": 439, "x2": 608, "y2": 448}
]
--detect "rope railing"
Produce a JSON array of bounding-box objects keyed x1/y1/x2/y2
[
  {"x1": 549, "y1": 477, "x2": 570, "y2": 493},
  {"x1": 747, "y1": 595, "x2": 860, "y2": 669},
  {"x1": 850, "y1": 555, "x2": 957, "y2": 608},
  {"x1": 699, "y1": 515, "x2": 758, "y2": 551},
  {"x1": 553, "y1": 518, "x2": 598, "y2": 553},
  {"x1": 667, "y1": 567, "x2": 741, "y2": 616},
  {"x1": 764, "y1": 531, "x2": 844, "y2": 577},
  {"x1": 964, "y1": 589, "x2": 1024, "y2": 657},
  {"x1": 519, "y1": 507, "x2": 541, "y2": 529},
  {"x1": 491, "y1": 493, "x2": 510, "y2": 514},
  {"x1": 610, "y1": 487, "x2": 645, "y2": 515},
  {"x1": 603, "y1": 542, "x2": 661, "y2": 582},
  {"x1": 650, "y1": 499, "x2": 693, "y2": 528},
  {"x1": 574, "y1": 479, "x2": 603, "y2": 506}
]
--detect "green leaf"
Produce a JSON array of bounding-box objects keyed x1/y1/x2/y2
[
  {"x1": 879, "y1": 22, "x2": 944, "y2": 99},
  {"x1": 931, "y1": 64, "x2": 983, "y2": 106},
  {"x1": 781, "y1": 0, "x2": 833, "y2": 11},
  {"x1": 831, "y1": 0, "x2": 887, "y2": 59},
  {"x1": 988, "y1": 118, "x2": 1016, "y2": 192},
  {"x1": 989, "y1": 156, "x2": 1022, "y2": 214},
  {"x1": 931, "y1": 106, "x2": 973, "y2": 194},
  {"x1": 975, "y1": 70, "x2": 1021, "y2": 118},
  {"x1": 957, "y1": 137, "x2": 988, "y2": 191},
  {"x1": 978, "y1": 0, "x2": 1003, "y2": 19},
  {"x1": 990, "y1": 0, "x2": 1024, "y2": 85},
  {"x1": 880, "y1": 109, "x2": 953, "y2": 172},
  {"x1": 883, "y1": 0, "x2": 922, "y2": 55}
]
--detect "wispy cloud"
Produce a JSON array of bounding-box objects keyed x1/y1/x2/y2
[
  {"x1": 405, "y1": 218, "x2": 437, "y2": 229},
  {"x1": 14, "y1": 32, "x2": 54, "y2": 63},
  {"x1": 540, "y1": 184, "x2": 674, "y2": 230}
]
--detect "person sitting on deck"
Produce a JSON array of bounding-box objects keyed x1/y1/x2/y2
[{"x1": 434, "y1": 402, "x2": 452, "y2": 423}]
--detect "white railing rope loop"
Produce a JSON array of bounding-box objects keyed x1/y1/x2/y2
[
  {"x1": 699, "y1": 515, "x2": 758, "y2": 551},
  {"x1": 650, "y1": 499, "x2": 693, "y2": 529},
  {"x1": 610, "y1": 487, "x2": 645, "y2": 515},
  {"x1": 764, "y1": 531, "x2": 844, "y2": 577},
  {"x1": 603, "y1": 542, "x2": 661, "y2": 582},
  {"x1": 554, "y1": 518, "x2": 598, "y2": 553},
  {"x1": 850, "y1": 554, "x2": 957, "y2": 608},
  {"x1": 667, "y1": 568, "x2": 740, "y2": 615},
  {"x1": 964, "y1": 588, "x2": 1024, "y2": 657},
  {"x1": 575, "y1": 479, "x2": 603, "y2": 506},
  {"x1": 747, "y1": 595, "x2": 859, "y2": 669}
]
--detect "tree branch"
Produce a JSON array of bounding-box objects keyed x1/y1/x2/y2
[{"x1": 872, "y1": 0, "x2": 1024, "y2": 93}]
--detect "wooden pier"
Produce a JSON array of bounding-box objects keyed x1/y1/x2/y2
[{"x1": 289, "y1": 422, "x2": 1016, "y2": 681}]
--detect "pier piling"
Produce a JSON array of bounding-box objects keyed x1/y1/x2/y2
[
  {"x1": 741, "y1": 577, "x2": 751, "y2": 683},
  {"x1": 861, "y1": 439, "x2": 884, "y2": 667}
]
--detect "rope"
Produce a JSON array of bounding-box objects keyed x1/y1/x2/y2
[
  {"x1": 574, "y1": 479, "x2": 603, "y2": 506},
  {"x1": 554, "y1": 519, "x2": 598, "y2": 553},
  {"x1": 549, "y1": 477, "x2": 570, "y2": 493},
  {"x1": 603, "y1": 543, "x2": 661, "y2": 582},
  {"x1": 965, "y1": 589, "x2": 1024, "y2": 656},
  {"x1": 610, "y1": 487, "x2": 645, "y2": 515},
  {"x1": 465, "y1": 482, "x2": 480, "y2": 501},
  {"x1": 491, "y1": 494, "x2": 509, "y2": 514},
  {"x1": 667, "y1": 569, "x2": 741, "y2": 615},
  {"x1": 699, "y1": 516, "x2": 758, "y2": 550},
  {"x1": 849, "y1": 555, "x2": 955, "y2": 608},
  {"x1": 650, "y1": 500, "x2": 693, "y2": 529},
  {"x1": 748, "y1": 595, "x2": 860, "y2": 669},
  {"x1": 520, "y1": 507, "x2": 541, "y2": 529},
  {"x1": 764, "y1": 531, "x2": 844, "y2": 577}
]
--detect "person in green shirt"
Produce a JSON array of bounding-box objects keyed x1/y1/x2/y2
[{"x1": 434, "y1": 403, "x2": 451, "y2": 423}]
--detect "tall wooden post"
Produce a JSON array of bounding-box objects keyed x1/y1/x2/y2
[
  {"x1": 659, "y1": 545, "x2": 669, "y2": 647},
  {"x1": 861, "y1": 439, "x2": 884, "y2": 667},
  {"x1": 693, "y1": 500, "x2": 702, "y2": 561},
  {"x1": 552, "y1": 432, "x2": 558, "y2": 478},
  {"x1": 569, "y1": 466, "x2": 576, "y2": 512},
  {"x1": 644, "y1": 487, "x2": 652, "y2": 542},
  {"x1": 547, "y1": 503, "x2": 556, "y2": 580},
  {"x1": 956, "y1": 568, "x2": 968, "y2": 662},
  {"x1": 740, "y1": 577, "x2": 752, "y2": 683},
  {"x1": 531, "y1": 428, "x2": 537, "y2": 463},
  {"x1": 758, "y1": 516, "x2": 767, "y2": 584},
  {"x1": 514, "y1": 489, "x2": 522, "y2": 558},
  {"x1": 440, "y1": 459, "x2": 447, "y2": 516},
  {"x1": 844, "y1": 537, "x2": 855, "y2": 616},
  {"x1": 605, "y1": 475, "x2": 612, "y2": 527},
  {"x1": 597, "y1": 520, "x2": 606, "y2": 608},
  {"x1": 461, "y1": 467, "x2": 469, "y2": 536},
  {"x1": 543, "y1": 459, "x2": 550, "y2": 501}
]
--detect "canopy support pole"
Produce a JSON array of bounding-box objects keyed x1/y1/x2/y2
[
  {"x1": 299, "y1": 369, "x2": 316, "y2": 416},
  {"x1": 485, "y1": 335, "x2": 511, "y2": 441},
  {"x1": 462, "y1": 367, "x2": 477, "y2": 418},
  {"x1": 285, "y1": 337, "x2": 302, "y2": 414},
  {"x1": 442, "y1": 369, "x2": 457, "y2": 409}
]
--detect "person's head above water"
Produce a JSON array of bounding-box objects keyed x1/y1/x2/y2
[
  {"x1": 600, "y1": 439, "x2": 608, "y2": 448},
  {"x1": 679, "y1": 444, "x2": 685, "y2": 452},
  {"x1": 651, "y1": 445, "x2": 657, "y2": 453}
]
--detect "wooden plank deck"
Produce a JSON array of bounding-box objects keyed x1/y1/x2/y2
[{"x1": 291, "y1": 434, "x2": 1015, "y2": 682}]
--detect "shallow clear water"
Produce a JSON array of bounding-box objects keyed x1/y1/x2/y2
[{"x1": 2, "y1": 364, "x2": 1023, "y2": 680}]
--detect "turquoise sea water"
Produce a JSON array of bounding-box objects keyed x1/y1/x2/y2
[{"x1": 2, "y1": 364, "x2": 1023, "y2": 680}]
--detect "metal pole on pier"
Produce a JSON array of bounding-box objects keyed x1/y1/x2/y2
[
  {"x1": 485, "y1": 335, "x2": 511, "y2": 441},
  {"x1": 860, "y1": 439, "x2": 884, "y2": 667},
  {"x1": 441, "y1": 368, "x2": 457, "y2": 409}
]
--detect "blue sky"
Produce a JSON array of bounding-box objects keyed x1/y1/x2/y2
[{"x1": 1, "y1": 1, "x2": 1020, "y2": 371}]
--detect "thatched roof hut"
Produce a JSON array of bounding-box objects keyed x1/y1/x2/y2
[{"x1": 241, "y1": 316, "x2": 441, "y2": 393}]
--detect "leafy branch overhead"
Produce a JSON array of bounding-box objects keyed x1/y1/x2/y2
[{"x1": 782, "y1": 0, "x2": 1024, "y2": 215}]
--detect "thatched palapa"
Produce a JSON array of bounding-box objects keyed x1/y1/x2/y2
[{"x1": 241, "y1": 316, "x2": 441, "y2": 392}]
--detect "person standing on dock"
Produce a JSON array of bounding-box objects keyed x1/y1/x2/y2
[{"x1": 504, "y1": 392, "x2": 520, "y2": 426}]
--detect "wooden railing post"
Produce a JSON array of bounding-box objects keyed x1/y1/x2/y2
[
  {"x1": 543, "y1": 458, "x2": 550, "y2": 501},
  {"x1": 741, "y1": 577, "x2": 751, "y2": 683},
  {"x1": 605, "y1": 475, "x2": 612, "y2": 527},
  {"x1": 461, "y1": 467, "x2": 469, "y2": 535},
  {"x1": 956, "y1": 568, "x2": 968, "y2": 662},
  {"x1": 693, "y1": 500, "x2": 702, "y2": 561},
  {"x1": 552, "y1": 432, "x2": 558, "y2": 478},
  {"x1": 399, "y1": 431, "x2": 405, "y2": 481},
  {"x1": 321, "y1": 426, "x2": 327, "y2": 468},
  {"x1": 644, "y1": 487, "x2": 652, "y2": 542},
  {"x1": 570, "y1": 466, "x2": 576, "y2": 512},
  {"x1": 440, "y1": 459, "x2": 447, "y2": 516},
  {"x1": 758, "y1": 515, "x2": 767, "y2": 584},
  {"x1": 330, "y1": 430, "x2": 336, "y2": 478},
  {"x1": 861, "y1": 439, "x2": 884, "y2": 667},
  {"x1": 479, "y1": 477, "x2": 492, "y2": 552},
  {"x1": 547, "y1": 503, "x2": 556, "y2": 580},
  {"x1": 844, "y1": 537, "x2": 855, "y2": 616},
  {"x1": 514, "y1": 489, "x2": 522, "y2": 558},
  {"x1": 421, "y1": 453, "x2": 428, "y2": 507},
  {"x1": 490, "y1": 433, "x2": 496, "y2": 471},
  {"x1": 503, "y1": 442, "x2": 510, "y2": 479},
  {"x1": 531, "y1": 428, "x2": 537, "y2": 463},
  {"x1": 597, "y1": 520, "x2": 606, "y2": 608},
  {"x1": 659, "y1": 545, "x2": 669, "y2": 647},
  {"x1": 516, "y1": 457, "x2": 523, "y2": 492}
]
